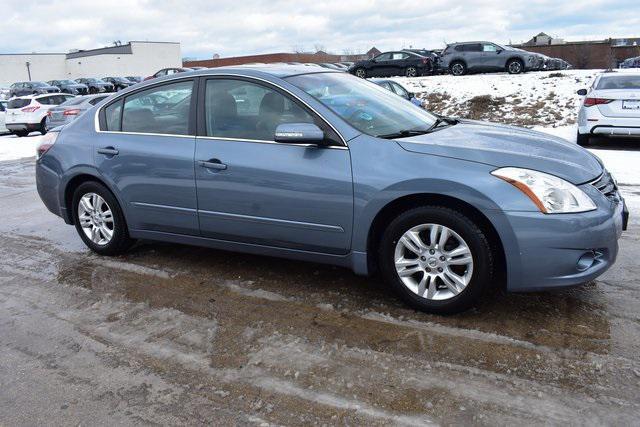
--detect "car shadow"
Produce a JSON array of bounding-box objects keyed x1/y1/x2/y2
[{"x1": 588, "y1": 136, "x2": 640, "y2": 151}]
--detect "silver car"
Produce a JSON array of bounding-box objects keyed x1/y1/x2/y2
[
  {"x1": 440, "y1": 42, "x2": 537, "y2": 76},
  {"x1": 45, "y1": 94, "x2": 110, "y2": 130}
]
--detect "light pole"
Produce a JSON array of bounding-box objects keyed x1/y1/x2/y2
[{"x1": 25, "y1": 61, "x2": 31, "y2": 81}]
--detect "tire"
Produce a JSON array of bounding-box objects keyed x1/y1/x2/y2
[
  {"x1": 506, "y1": 59, "x2": 524, "y2": 74},
  {"x1": 72, "y1": 181, "x2": 134, "y2": 256},
  {"x1": 354, "y1": 68, "x2": 367, "y2": 78},
  {"x1": 576, "y1": 131, "x2": 590, "y2": 146},
  {"x1": 378, "y1": 206, "x2": 494, "y2": 314},
  {"x1": 89, "y1": 86, "x2": 97, "y2": 94},
  {"x1": 405, "y1": 66, "x2": 418, "y2": 78},
  {"x1": 449, "y1": 61, "x2": 466, "y2": 76},
  {"x1": 14, "y1": 130, "x2": 29, "y2": 137},
  {"x1": 39, "y1": 118, "x2": 47, "y2": 135}
]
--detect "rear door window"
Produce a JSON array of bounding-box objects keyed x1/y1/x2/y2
[{"x1": 121, "y1": 80, "x2": 193, "y2": 135}]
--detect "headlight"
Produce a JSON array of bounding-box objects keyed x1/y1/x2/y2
[{"x1": 491, "y1": 167, "x2": 596, "y2": 213}]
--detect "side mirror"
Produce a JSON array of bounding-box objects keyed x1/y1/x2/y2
[
  {"x1": 496, "y1": 49, "x2": 503, "y2": 54},
  {"x1": 274, "y1": 123, "x2": 325, "y2": 145},
  {"x1": 407, "y1": 92, "x2": 415, "y2": 99},
  {"x1": 577, "y1": 89, "x2": 588, "y2": 96}
]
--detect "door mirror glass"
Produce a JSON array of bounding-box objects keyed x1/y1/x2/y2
[
  {"x1": 274, "y1": 123, "x2": 324, "y2": 144},
  {"x1": 577, "y1": 89, "x2": 588, "y2": 96}
]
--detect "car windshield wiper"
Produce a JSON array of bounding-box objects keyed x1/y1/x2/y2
[
  {"x1": 377, "y1": 129, "x2": 432, "y2": 139},
  {"x1": 427, "y1": 115, "x2": 459, "y2": 131}
]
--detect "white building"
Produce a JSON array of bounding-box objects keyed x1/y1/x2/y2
[{"x1": 0, "y1": 41, "x2": 182, "y2": 87}]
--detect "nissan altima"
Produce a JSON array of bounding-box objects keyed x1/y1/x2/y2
[{"x1": 35, "y1": 66, "x2": 627, "y2": 314}]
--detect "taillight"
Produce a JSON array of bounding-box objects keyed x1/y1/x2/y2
[
  {"x1": 584, "y1": 98, "x2": 613, "y2": 107},
  {"x1": 422, "y1": 58, "x2": 429, "y2": 64},
  {"x1": 37, "y1": 131, "x2": 59, "y2": 159},
  {"x1": 21, "y1": 106, "x2": 40, "y2": 113},
  {"x1": 63, "y1": 109, "x2": 81, "y2": 116}
]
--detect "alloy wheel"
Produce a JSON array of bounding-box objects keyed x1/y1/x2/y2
[
  {"x1": 394, "y1": 223, "x2": 473, "y2": 300},
  {"x1": 508, "y1": 61, "x2": 522, "y2": 74},
  {"x1": 406, "y1": 67, "x2": 417, "y2": 77},
  {"x1": 78, "y1": 193, "x2": 114, "y2": 246},
  {"x1": 355, "y1": 68, "x2": 366, "y2": 78},
  {"x1": 451, "y1": 63, "x2": 464, "y2": 76}
]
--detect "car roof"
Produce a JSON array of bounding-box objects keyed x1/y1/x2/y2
[{"x1": 179, "y1": 64, "x2": 343, "y2": 79}]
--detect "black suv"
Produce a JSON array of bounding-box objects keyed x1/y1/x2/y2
[
  {"x1": 9, "y1": 81, "x2": 60, "y2": 97},
  {"x1": 349, "y1": 51, "x2": 434, "y2": 78},
  {"x1": 48, "y1": 79, "x2": 88, "y2": 95}
]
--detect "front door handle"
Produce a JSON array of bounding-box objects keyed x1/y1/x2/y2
[
  {"x1": 97, "y1": 147, "x2": 119, "y2": 156},
  {"x1": 198, "y1": 159, "x2": 227, "y2": 171}
]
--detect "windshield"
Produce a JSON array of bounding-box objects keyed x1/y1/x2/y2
[
  {"x1": 60, "y1": 80, "x2": 77, "y2": 84},
  {"x1": 32, "y1": 82, "x2": 48, "y2": 87},
  {"x1": 285, "y1": 73, "x2": 437, "y2": 138},
  {"x1": 87, "y1": 78, "x2": 104, "y2": 83},
  {"x1": 596, "y1": 75, "x2": 640, "y2": 90}
]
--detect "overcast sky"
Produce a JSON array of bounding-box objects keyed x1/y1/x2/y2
[{"x1": 2, "y1": 0, "x2": 639, "y2": 58}]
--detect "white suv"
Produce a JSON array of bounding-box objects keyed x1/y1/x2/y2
[
  {"x1": 577, "y1": 71, "x2": 640, "y2": 145},
  {"x1": 5, "y1": 93, "x2": 75, "y2": 137}
]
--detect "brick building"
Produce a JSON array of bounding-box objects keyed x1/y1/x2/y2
[
  {"x1": 514, "y1": 35, "x2": 640, "y2": 69},
  {"x1": 184, "y1": 47, "x2": 381, "y2": 68}
]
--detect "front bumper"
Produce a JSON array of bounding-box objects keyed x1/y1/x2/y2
[{"x1": 502, "y1": 189, "x2": 626, "y2": 292}]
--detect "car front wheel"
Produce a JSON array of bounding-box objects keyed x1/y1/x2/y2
[
  {"x1": 72, "y1": 181, "x2": 134, "y2": 255},
  {"x1": 449, "y1": 61, "x2": 466, "y2": 76},
  {"x1": 354, "y1": 68, "x2": 367, "y2": 78},
  {"x1": 405, "y1": 66, "x2": 418, "y2": 77},
  {"x1": 507, "y1": 59, "x2": 524, "y2": 74},
  {"x1": 379, "y1": 206, "x2": 494, "y2": 314}
]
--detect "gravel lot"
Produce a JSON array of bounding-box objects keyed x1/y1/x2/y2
[{"x1": 0, "y1": 129, "x2": 639, "y2": 424}]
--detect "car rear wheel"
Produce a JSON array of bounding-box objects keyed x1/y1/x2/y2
[
  {"x1": 13, "y1": 130, "x2": 29, "y2": 137},
  {"x1": 72, "y1": 182, "x2": 134, "y2": 255},
  {"x1": 405, "y1": 66, "x2": 418, "y2": 78},
  {"x1": 378, "y1": 206, "x2": 494, "y2": 314},
  {"x1": 449, "y1": 61, "x2": 466, "y2": 76},
  {"x1": 89, "y1": 87, "x2": 97, "y2": 94},
  {"x1": 507, "y1": 59, "x2": 524, "y2": 74},
  {"x1": 354, "y1": 68, "x2": 367, "y2": 78}
]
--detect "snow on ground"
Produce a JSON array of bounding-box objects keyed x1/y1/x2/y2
[
  {"x1": 0, "y1": 132, "x2": 41, "y2": 161},
  {"x1": 393, "y1": 69, "x2": 600, "y2": 127}
]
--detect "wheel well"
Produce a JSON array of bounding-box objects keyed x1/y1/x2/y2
[
  {"x1": 450, "y1": 59, "x2": 466, "y2": 67},
  {"x1": 366, "y1": 193, "x2": 506, "y2": 285},
  {"x1": 63, "y1": 174, "x2": 105, "y2": 224},
  {"x1": 507, "y1": 57, "x2": 524, "y2": 65}
]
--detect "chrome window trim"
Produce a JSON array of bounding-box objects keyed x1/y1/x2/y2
[
  {"x1": 196, "y1": 135, "x2": 348, "y2": 150},
  {"x1": 94, "y1": 73, "x2": 348, "y2": 147}
]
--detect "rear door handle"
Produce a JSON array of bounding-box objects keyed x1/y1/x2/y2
[
  {"x1": 97, "y1": 147, "x2": 119, "y2": 156},
  {"x1": 198, "y1": 159, "x2": 227, "y2": 171}
]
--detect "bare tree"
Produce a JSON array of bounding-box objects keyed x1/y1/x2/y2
[{"x1": 313, "y1": 43, "x2": 326, "y2": 53}]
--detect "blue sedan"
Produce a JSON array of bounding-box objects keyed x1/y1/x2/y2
[{"x1": 35, "y1": 66, "x2": 627, "y2": 314}]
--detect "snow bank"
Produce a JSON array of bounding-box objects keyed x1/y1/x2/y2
[
  {"x1": 0, "y1": 133, "x2": 41, "y2": 161},
  {"x1": 392, "y1": 70, "x2": 600, "y2": 127}
]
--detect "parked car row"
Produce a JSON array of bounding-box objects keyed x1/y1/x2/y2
[
  {"x1": 620, "y1": 56, "x2": 640, "y2": 69},
  {"x1": 346, "y1": 42, "x2": 571, "y2": 79},
  {"x1": 8, "y1": 76, "x2": 143, "y2": 98}
]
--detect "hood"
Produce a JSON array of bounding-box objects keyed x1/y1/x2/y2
[{"x1": 396, "y1": 120, "x2": 603, "y2": 184}]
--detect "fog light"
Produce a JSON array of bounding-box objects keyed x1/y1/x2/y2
[{"x1": 576, "y1": 251, "x2": 596, "y2": 271}]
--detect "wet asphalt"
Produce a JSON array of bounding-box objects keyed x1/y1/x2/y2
[{"x1": 1, "y1": 157, "x2": 639, "y2": 426}]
